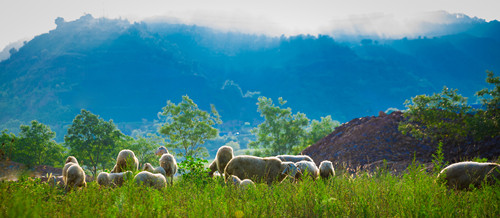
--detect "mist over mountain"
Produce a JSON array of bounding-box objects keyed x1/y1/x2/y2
[{"x1": 1, "y1": 12, "x2": 499, "y2": 140}]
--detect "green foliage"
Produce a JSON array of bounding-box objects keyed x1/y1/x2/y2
[
  {"x1": 1, "y1": 166, "x2": 499, "y2": 217},
  {"x1": 177, "y1": 156, "x2": 210, "y2": 186},
  {"x1": 223, "y1": 141, "x2": 240, "y2": 150},
  {"x1": 0, "y1": 129, "x2": 16, "y2": 161},
  {"x1": 127, "y1": 132, "x2": 166, "y2": 167},
  {"x1": 158, "y1": 95, "x2": 222, "y2": 158},
  {"x1": 473, "y1": 70, "x2": 500, "y2": 140},
  {"x1": 295, "y1": 115, "x2": 340, "y2": 153},
  {"x1": 11, "y1": 121, "x2": 66, "y2": 167},
  {"x1": 249, "y1": 97, "x2": 309, "y2": 155},
  {"x1": 399, "y1": 71, "x2": 500, "y2": 144},
  {"x1": 431, "y1": 141, "x2": 447, "y2": 173},
  {"x1": 399, "y1": 86, "x2": 472, "y2": 143},
  {"x1": 65, "y1": 109, "x2": 124, "y2": 177}
]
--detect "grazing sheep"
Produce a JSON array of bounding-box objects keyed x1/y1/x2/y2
[
  {"x1": 111, "y1": 149, "x2": 139, "y2": 173},
  {"x1": 295, "y1": 160, "x2": 320, "y2": 181},
  {"x1": 276, "y1": 155, "x2": 314, "y2": 163},
  {"x1": 228, "y1": 175, "x2": 256, "y2": 190},
  {"x1": 208, "y1": 146, "x2": 234, "y2": 177},
  {"x1": 65, "y1": 164, "x2": 86, "y2": 191},
  {"x1": 62, "y1": 156, "x2": 79, "y2": 184},
  {"x1": 159, "y1": 154, "x2": 177, "y2": 186},
  {"x1": 319, "y1": 160, "x2": 335, "y2": 179},
  {"x1": 142, "y1": 163, "x2": 167, "y2": 178},
  {"x1": 224, "y1": 155, "x2": 299, "y2": 185},
  {"x1": 155, "y1": 146, "x2": 169, "y2": 156},
  {"x1": 437, "y1": 161, "x2": 500, "y2": 190},
  {"x1": 42, "y1": 174, "x2": 64, "y2": 188},
  {"x1": 97, "y1": 171, "x2": 133, "y2": 187},
  {"x1": 134, "y1": 171, "x2": 166, "y2": 190}
]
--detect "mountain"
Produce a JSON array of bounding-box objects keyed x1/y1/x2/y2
[{"x1": 1, "y1": 13, "x2": 499, "y2": 140}]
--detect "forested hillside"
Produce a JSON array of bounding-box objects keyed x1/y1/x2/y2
[{"x1": 1, "y1": 13, "x2": 499, "y2": 139}]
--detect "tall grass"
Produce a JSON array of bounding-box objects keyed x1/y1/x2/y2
[{"x1": 1, "y1": 165, "x2": 499, "y2": 217}]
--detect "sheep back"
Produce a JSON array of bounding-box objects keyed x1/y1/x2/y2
[
  {"x1": 65, "y1": 164, "x2": 86, "y2": 190},
  {"x1": 159, "y1": 154, "x2": 177, "y2": 185},
  {"x1": 276, "y1": 155, "x2": 314, "y2": 163},
  {"x1": 295, "y1": 160, "x2": 320, "y2": 180},
  {"x1": 112, "y1": 149, "x2": 139, "y2": 173},
  {"x1": 216, "y1": 146, "x2": 234, "y2": 174},
  {"x1": 224, "y1": 155, "x2": 295, "y2": 185},
  {"x1": 319, "y1": 160, "x2": 335, "y2": 179},
  {"x1": 134, "y1": 171, "x2": 166, "y2": 190},
  {"x1": 438, "y1": 161, "x2": 500, "y2": 190}
]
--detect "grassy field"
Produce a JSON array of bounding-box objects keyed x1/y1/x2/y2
[{"x1": 1, "y1": 164, "x2": 499, "y2": 217}]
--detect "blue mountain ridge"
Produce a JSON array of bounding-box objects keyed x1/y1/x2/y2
[{"x1": 1, "y1": 14, "x2": 499, "y2": 141}]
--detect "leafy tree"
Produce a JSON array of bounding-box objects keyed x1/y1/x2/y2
[
  {"x1": 249, "y1": 97, "x2": 309, "y2": 155},
  {"x1": 0, "y1": 129, "x2": 16, "y2": 161},
  {"x1": 473, "y1": 71, "x2": 500, "y2": 139},
  {"x1": 128, "y1": 131, "x2": 166, "y2": 167},
  {"x1": 398, "y1": 86, "x2": 472, "y2": 144},
  {"x1": 65, "y1": 109, "x2": 124, "y2": 177},
  {"x1": 13, "y1": 121, "x2": 66, "y2": 167},
  {"x1": 294, "y1": 115, "x2": 340, "y2": 154},
  {"x1": 158, "y1": 95, "x2": 222, "y2": 158}
]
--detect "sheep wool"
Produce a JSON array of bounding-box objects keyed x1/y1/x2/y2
[
  {"x1": 134, "y1": 171, "x2": 166, "y2": 190},
  {"x1": 438, "y1": 161, "x2": 500, "y2": 190},
  {"x1": 143, "y1": 162, "x2": 167, "y2": 178},
  {"x1": 319, "y1": 160, "x2": 335, "y2": 179},
  {"x1": 159, "y1": 153, "x2": 177, "y2": 186},
  {"x1": 65, "y1": 164, "x2": 86, "y2": 191},
  {"x1": 209, "y1": 146, "x2": 234, "y2": 177},
  {"x1": 224, "y1": 155, "x2": 299, "y2": 185},
  {"x1": 111, "y1": 149, "x2": 139, "y2": 173},
  {"x1": 62, "y1": 156, "x2": 79, "y2": 184},
  {"x1": 228, "y1": 175, "x2": 256, "y2": 190},
  {"x1": 276, "y1": 155, "x2": 314, "y2": 163},
  {"x1": 295, "y1": 160, "x2": 320, "y2": 180},
  {"x1": 97, "y1": 171, "x2": 133, "y2": 187}
]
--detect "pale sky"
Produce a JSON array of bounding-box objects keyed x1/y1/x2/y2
[{"x1": 1, "y1": 0, "x2": 499, "y2": 49}]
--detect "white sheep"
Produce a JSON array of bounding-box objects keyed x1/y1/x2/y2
[
  {"x1": 155, "y1": 146, "x2": 169, "y2": 156},
  {"x1": 319, "y1": 160, "x2": 335, "y2": 179},
  {"x1": 97, "y1": 171, "x2": 133, "y2": 187},
  {"x1": 142, "y1": 162, "x2": 167, "y2": 178},
  {"x1": 295, "y1": 160, "x2": 320, "y2": 181},
  {"x1": 111, "y1": 149, "x2": 139, "y2": 173},
  {"x1": 224, "y1": 155, "x2": 299, "y2": 185},
  {"x1": 134, "y1": 171, "x2": 166, "y2": 190},
  {"x1": 62, "y1": 156, "x2": 79, "y2": 184},
  {"x1": 159, "y1": 153, "x2": 177, "y2": 186},
  {"x1": 276, "y1": 155, "x2": 314, "y2": 163},
  {"x1": 228, "y1": 175, "x2": 256, "y2": 190},
  {"x1": 208, "y1": 146, "x2": 234, "y2": 177},
  {"x1": 65, "y1": 164, "x2": 86, "y2": 191},
  {"x1": 437, "y1": 161, "x2": 500, "y2": 190}
]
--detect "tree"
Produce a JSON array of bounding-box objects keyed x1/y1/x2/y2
[
  {"x1": 295, "y1": 115, "x2": 339, "y2": 153},
  {"x1": 398, "y1": 86, "x2": 472, "y2": 144},
  {"x1": 0, "y1": 129, "x2": 17, "y2": 161},
  {"x1": 249, "y1": 97, "x2": 309, "y2": 155},
  {"x1": 128, "y1": 131, "x2": 166, "y2": 166},
  {"x1": 65, "y1": 109, "x2": 124, "y2": 177},
  {"x1": 158, "y1": 95, "x2": 221, "y2": 158},
  {"x1": 473, "y1": 71, "x2": 500, "y2": 139},
  {"x1": 13, "y1": 121, "x2": 66, "y2": 167}
]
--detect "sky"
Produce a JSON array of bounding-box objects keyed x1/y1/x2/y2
[{"x1": 1, "y1": 0, "x2": 500, "y2": 50}]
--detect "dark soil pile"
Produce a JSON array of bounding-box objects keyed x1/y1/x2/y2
[{"x1": 302, "y1": 111, "x2": 500, "y2": 173}]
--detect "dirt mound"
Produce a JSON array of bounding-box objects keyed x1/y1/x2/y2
[{"x1": 302, "y1": 111, "x2": 500, "y2": 173}]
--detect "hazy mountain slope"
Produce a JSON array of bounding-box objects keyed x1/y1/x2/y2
[{"x1": 1, "y1": 14, "x2": 499, "y2": 139}]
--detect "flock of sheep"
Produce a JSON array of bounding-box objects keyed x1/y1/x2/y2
[{"x1": 56, "y1": 145, "x2": 499, "y2": 191}]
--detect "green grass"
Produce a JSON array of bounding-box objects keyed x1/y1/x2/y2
[{"x1": 1, "y1": 165, "x2": 499, "y2": 217}]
